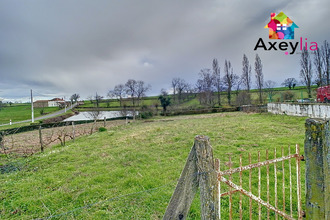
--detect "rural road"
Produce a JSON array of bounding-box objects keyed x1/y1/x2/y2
[{"x1": 0, "y1": 103, "x2": 78, "y2": 127}]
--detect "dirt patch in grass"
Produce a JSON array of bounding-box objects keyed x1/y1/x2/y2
[{"x1": 1, "y1": 120, "x2": 126, "y2": 156}]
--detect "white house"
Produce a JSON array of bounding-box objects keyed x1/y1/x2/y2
[{"x1": 34, "y1": 98, "x2": 66, "y2": 108}]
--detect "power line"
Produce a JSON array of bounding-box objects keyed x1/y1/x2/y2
[{"x1": 32, "y1": 90, "x2": 48, "y2": 98}]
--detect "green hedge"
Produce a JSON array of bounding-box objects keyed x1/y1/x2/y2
[{"x1": 162, "y1": 107, "x2": 238, "y2": 116}]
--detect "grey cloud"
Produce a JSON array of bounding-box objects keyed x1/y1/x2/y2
[{"x1": 0, "y1": 0, "x2": 329, "y2": 100}]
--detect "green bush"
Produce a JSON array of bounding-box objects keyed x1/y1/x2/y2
[
  {"x1": 140, "y1": 111, "x2": 153, "y2": 119},
  {"x1": 140, "y1": 105, "x2": 153, "y2": 119},
  {"x1": 283, "y1": 91, "x2": 295, "y2": 101},
  {"x1": 211, "y1": 108, "x2": 218, "y2": 113},
  {"x1": 98, "y1": 127, "x2": 107, "y2": 132}
]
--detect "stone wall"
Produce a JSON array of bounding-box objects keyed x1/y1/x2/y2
[{"x1": 267, "y1": 103, "x2": 330, "y2": 118}]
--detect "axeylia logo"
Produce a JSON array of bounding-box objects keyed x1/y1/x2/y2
[{"x1": 254, "y1": 12, "x2": 317, "y2": 55}]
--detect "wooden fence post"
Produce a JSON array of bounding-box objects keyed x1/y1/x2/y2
[
  {"x1": 195, "y1": 135, "x2": 219, "y2": 220},
  {"x1": 72, "y1": 121, "x2": 75, "y2": 142},
  {"x1": 104, "y1": 116, "x2": 106, "y2": 127},
  {"x1": 39, "y1": 126, "x2": 43, "y2": 152},
  {"x1": 0, "y1": 131, "x2": 4, "y2": 148},
  {"x1": 304, "y1": 118, "x2": 329, "y2": 220},
  {"x1": 163, "y1": 135, "x2": 219, "y2": 220}
]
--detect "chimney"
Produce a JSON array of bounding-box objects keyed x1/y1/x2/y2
[{"x1": 271, "y1": 13, "x2": 276, "y2": 20}]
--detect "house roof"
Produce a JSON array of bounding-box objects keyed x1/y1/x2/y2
[
  {"x1": 34, "y1": 100, "x2": 48, "y2": 103},
  {"x1": 34, "y1": 98, "x2": 64, "y2": 103},
  {"x1": 50, "y1": 98, "x2": 64, "y2": 101},
  {"x1": 264, "y1": 12, "x2": 298, "y2": 29}
]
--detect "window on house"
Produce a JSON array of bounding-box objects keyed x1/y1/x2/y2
[
  {"x1": 276, "y1": 23, "x2": 281, "y2": 30},
  {"x1": 276, "y1": 23, "x2": 287, "y2": 31}
]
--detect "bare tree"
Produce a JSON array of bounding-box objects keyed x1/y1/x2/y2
[
  {"x1": 300, "y1": 47, "x2": 313, "y2": 98},
  {"x1": 235, "y1": 77, "x2": 243, "y2": 94},
  {"x1": 212, "y1": 58, "x2": 221, "y2": 106},
  {"x1": 321, "y1": 40, "x2": 330, "y2": 85},
  {"x1": 125, "y1": 79, "x2": 139, "y2": 120},
  {"x1": 236, "y1": 91, "x2": 251, "y2": 106},
  {"x1": 124, "y1": 79, "x2": 150, "y2": 119},
  {"x1": 223, "y1": 60, "x2": 239, "y2": 105},
  {"x1": 87, "y1": 109, "x2": 102, "y2": 134},
  {"x1": 176, "y1": 78, "x2": 187, "y2": 103},
  {"x1": 87, "y1": 96, "x2": 94, "y2": 104},
  {"x1": 94, "y1": 92, "x2": 103, "y2": 108},
  {"x1": 183, "y1": 83, "x2": 193, "y2": 101},
  {"x1": 125, "y1": 79, "x2": 138, "y2": 107},
  {"x1": 109, "y1": 84, "x2": 125, "y2": 107},
  {"x1": 255, "y1": 54, "x2": 264, "y2": 104},
  {"x1": 282, "y1": 78, "x2": 297, "y2": 89},
  {"x1": 265, "y1": 80, "x2": 276, "y2": 102},
  {"x1": 314, "y1": 48, "x2": 324, "y2": 86},
  {"x1": 196, "y1": 68, "x2": 215, "y2": 106},
  {"x1": 70, "y1": 93, "x2": 80, "y2": 103},
  {"x1": 136, "y1": 80, "x2": 151, "y2": 106},
  {"x1": 171, "y1": 78, "x2": 180, "y2": 103},
  {"x1": 242, "y1": 54, "x2": 252, "y2": 92}
]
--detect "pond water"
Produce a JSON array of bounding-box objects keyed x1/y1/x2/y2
[{"x1": 63, "y1": 111, "x2": 137, "y2": 121}]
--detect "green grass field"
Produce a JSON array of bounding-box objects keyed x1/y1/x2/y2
[
  {"x1": 0, "y1": 104, "x2": 59, "y2": 124},
  {"x1": 79, "y1": 85, "x2": 318, "y2": 110},
  {"x1": 0, "y1": 85, "x2": 318, "y2": 124},
  {"x1": 0, "y1": 112, "x2": 307, "y2": 219}
]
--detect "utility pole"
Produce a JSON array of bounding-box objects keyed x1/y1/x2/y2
[
  {"x1": 64, "y1": 96, "x2": 67, "y2": 112},
  {"x1": 31, "y1": 89, "x2": 34, "y2": 123}
]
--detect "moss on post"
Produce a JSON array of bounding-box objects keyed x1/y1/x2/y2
[{"x1": 304, "y1": 118, "x2": 330, "y2": 220}]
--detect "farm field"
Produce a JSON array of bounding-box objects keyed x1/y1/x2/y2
[
  {"x1": 0, "y1": 112, "x2": 307, "y2": 219},
  {"x1": 79, "y1": 85, "x2": 318, "y2": 110},
  {"x1": 0, "y1": 104, "x2": 59, "y2": 124},
  {"x1": 0, "y1": 85, "x2": 318, "y2": 125}
]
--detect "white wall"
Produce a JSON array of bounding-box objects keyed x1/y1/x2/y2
[
  {"x1": 267, "y1": 103, "x2": 330, "y2": 118},
  {"x1": 48, "y1": 101, "x2": 58, "y2": 107}
]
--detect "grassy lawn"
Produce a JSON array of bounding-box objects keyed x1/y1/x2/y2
[
  {"x1": 0, "y1": 104, "x2": 60, "y2": 124},
  {"x1": 0, "y1": 112, "x2": 307, "y2": 219}
]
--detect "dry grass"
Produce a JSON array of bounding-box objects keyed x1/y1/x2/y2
[{"x1": 1, "y1": 120, "x2": 126, "y2": 155}]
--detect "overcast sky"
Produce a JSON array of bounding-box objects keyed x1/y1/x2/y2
[{"x1": 0, "y1": 0, "x2": 329, "y2": 102}]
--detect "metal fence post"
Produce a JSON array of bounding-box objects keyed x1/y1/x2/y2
[{"x1": 304, "y1": 118, "x2": 329, "y2": 220}]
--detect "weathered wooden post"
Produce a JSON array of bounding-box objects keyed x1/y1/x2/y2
[
  {"x1": 304, "y1": 118, "x2": 329, "y2": 220},
  {"x1": 103, "y1": 116, "x2": 106, "y2": 127},
  {"x1": 39, "y1": 126, "x2": 43, "y2": 152},
  {"x1": 195, "y1": 136, "x2": 219, "y2": 220},
  {"x1": 72, "y1": 121, "x2": 75, "y2": 142},
  {"x1": 0, "y1": 131, "x2": 4, "y2": 148},
  {"x1": 163, "y1": 135, "x2": 219, "y2": 220}
]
